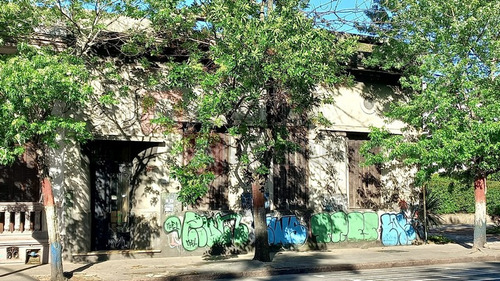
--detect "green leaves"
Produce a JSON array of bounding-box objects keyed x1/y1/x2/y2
[
  {"x1": 170, "y1": 132, "x2": 217, "y2": 205},
  {"x1": 364, "y1": 0, "x2": 500, "y2": 182},
  {"x1": 0, "y1": 0, "x2": 38, "y2": 43},
  {"x1": 153, "y1": 0, "x2": 357, "y2": 204},
  {"x1": 0, "y1": 45, "x2": 92, "y2": 165}
]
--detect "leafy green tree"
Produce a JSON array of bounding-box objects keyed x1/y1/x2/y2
[
  {"x1": 0, "y1": 0, "x2": 38, "y2": 45},
  {"x1": 1, "y1": 3, "x2": 176, "y2": 279},
  {"x1": 1, "y1": 1, "x2": 176, "y2": 279},
  {"x1": 361, "y1": 0, "x2": 500, "y2": 249},
  {"x1": 0, "y1": 1, "x2": 103, "y2": 279},
  {"x1": 1, "y1": 0, "x2": 356, "y2": 265},
  {"x1": 147, "y1": 0, "x2": 357, "y2": 261},
  {"x1": 0, "y1": 45, "x2": 91, "y2": 280}
]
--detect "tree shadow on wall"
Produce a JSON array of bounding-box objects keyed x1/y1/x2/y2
[
  {"x1": 229, "y1": 126, "x2": 347, "y2": 213},
  {"x1": 357, "y1": 77, "x2": 422, "y2": 209},
  {"x1": 82, "y1": 58, "x2": 184, "y2": 141},
  {"x1": 356, "y1": 170, "x2": 382, "y2": 210},
  {"x1": 202, "y1": 234, "x2": 252, "y2": 261},
  {"x1": 125, "y1": 144, "x2": 169, "y2": 255},
  {"x1": 127, "y1": 214, "x2": 161, "y2": 254},
  {"x1": 62, "y1": 142, "x2": 95, "y2": 263},
  {"x1": 357, "y1": 73, "x2": 406, "y2": 117},
  {"x1": 308, "y1": 131, "x2": 349, "y2": 213}
]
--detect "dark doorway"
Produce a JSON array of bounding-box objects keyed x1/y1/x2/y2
[{"x1": 85, "y1": 140, "x2": 159, "y2": 251}]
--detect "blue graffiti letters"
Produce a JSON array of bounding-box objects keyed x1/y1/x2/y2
[
  {"x1": 380, "y1": 213, "x2": 416, "y2": 246},
  {"x1": 266, "y1": 215, "x2": 307, "y2": 246}
]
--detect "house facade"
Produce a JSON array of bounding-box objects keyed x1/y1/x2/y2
[{"x1": 0, "y1": 39, "x2": 418, "y2": 264}]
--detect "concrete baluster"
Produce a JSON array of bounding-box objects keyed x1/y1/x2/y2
[
  {"x1": 1, "y1": 212, "x2": 6, "y2": 233},
  {"x1": 14, "y1": 211, "x2": 21, "y2": 232},
  {"x1": 25, "y1": 211, "x2": 32, "y2": 231}
]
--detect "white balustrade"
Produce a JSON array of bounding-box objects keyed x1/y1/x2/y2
[
  {"x1": 0, "y1": 202, "x2": 44, "y2": 234},
  {"x1": 0, "y1": 202, "x2": 48, "y2": 264}
]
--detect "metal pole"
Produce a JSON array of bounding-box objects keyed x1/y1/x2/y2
[{"x1": 423, "y1": 184, "x2": 428, "y2": 243}]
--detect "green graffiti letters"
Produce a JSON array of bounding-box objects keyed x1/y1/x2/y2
[
  {"x1": 311, "y1": 212, "x2": 379, "y2": 243},
  {"x1": 163, "y1": 212, "x2": 250, "y2": 251}
]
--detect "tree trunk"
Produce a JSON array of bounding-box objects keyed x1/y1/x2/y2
[
  {"x1": 252, "y1": 181, "x2": 271, "y2": 262},
  {"x1": 42, "y1": 178, "x2": 64, "y2": 281},
  {"x1": 473, "y1": 176, "x2": 487, "y2": 249}
]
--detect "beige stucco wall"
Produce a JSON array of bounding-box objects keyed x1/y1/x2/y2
[
  {"x1": 52, "y1": 66, "x2": 180, "y2": 256},
  {"x1": 88, "y1": 68, "x2": 166, "y2": 142},
  {"x1": 48, "y1": 139, "x2": 92, "y2": 258},
  {"x1": 55, "y1": 76, "x2": 418, "y2": 257},
  {"x1": 307, "y1": 82, "x2": 412, "y2": 212},
  {"x1": 315, "y1": 82, "x2": 404, "y2": 133},
  {"x1": 308, "y1": 130, "x2": 348, "y2": 212},
  {"x1": 128, "y1": 135, "x2": 181, "y2": 250},
  {"x1": 380, "y1": 162, "x2": 419, "y2": 210}
]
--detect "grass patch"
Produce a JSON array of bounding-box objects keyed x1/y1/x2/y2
[
  {"x1": 487, "y1": 226, "x2": 500, "y2": 235},
  {"x1": 427, "y1": 235, "x2": 454, "y2": 244}
]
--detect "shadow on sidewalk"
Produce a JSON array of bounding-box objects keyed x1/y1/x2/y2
[
  {"x1": 179, "y1": 251, "x2": 362, "y2": 280},
  {"x1": 63, "y1": 260, "x2": 107, "y2": 279},
  {"x1": 429, "y1": 224, "x2": 500, "y2": 249},
  {"x1": 0, "y1": 264, "x2": 42, "y2": 280}
]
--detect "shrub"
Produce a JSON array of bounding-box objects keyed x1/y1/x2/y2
[
  {"x1": 427, "y1": 175, "x2": 500, "y2": 215},
  {"x1": 428, "y1": 235, "x2": 453, "y2": 244}
]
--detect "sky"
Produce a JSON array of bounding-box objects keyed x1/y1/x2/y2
[
  {"x1": 75, "y1": 0, "x2": 377, "y2": 35},
  {"x1": 307, "y1": 0, "x2": 376, "y2": 34},
  {"x1": 186, "y1": 0, "x2": 377, "y2": 34}
]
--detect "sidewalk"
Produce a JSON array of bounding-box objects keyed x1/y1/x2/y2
[{"x1": 2, "y1": 225, "x2": 500, "y2": 281}]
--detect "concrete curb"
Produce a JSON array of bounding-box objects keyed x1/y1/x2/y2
[{"x1": 137, "y1": 254, "x2": 500, "y2": 281}]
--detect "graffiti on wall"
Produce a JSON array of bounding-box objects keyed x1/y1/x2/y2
[
  {"x1": 163, "y1": 194, "x2": 175, "y2": 213},
  {"x1": 163, "y1": 211, "x2": 417, "y2": 251},
  {"x1": 266, "y1": 215, "x2": 308, "y2": 246},
  {"x1": 311, "y1": 212, "x2": 379, "y2": 243},
  {"x1": 321, "y1": 194, "x2": 348, "y2": 212},
  {"x1": 164, "y1": 212, "x2": 251, "y2": 251},
  {"x1": 380, "y1": 213, "x2": 416, "y2": 246}
]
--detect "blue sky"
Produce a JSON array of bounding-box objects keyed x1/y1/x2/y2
[
  {"x1": 76, "y1": 0, "x2": 376, "y2": 34},
  {"x1": 186, "y1": 0, "x2": 376, "y2": 34},
  {"x1": 307, "y1": 0, "x2": 375, "y2": 34}
]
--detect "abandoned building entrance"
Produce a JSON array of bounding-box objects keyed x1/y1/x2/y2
[
  {"x1": 86, "y1": 140, "x2": 160, "y2": 251},
  {"x1": 347, "y1": 133, "x2": 382, "y2": 209}
]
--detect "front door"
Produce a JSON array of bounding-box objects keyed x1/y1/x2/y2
[
  {"x1": 88, "y1": 140, "x2": 159, "y2": 251},
  {"x1": 93, "y1": 162, "x2": 132, "y2": 250}
]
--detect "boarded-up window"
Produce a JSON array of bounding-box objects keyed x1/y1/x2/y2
[
  {"x1": 347, "y1": 133, "x2": 381, "y2": 209},
  {"x1": 183, "y1": 127, "x2": 229, "y2": 210},
  {"x1": 273, "y1": 127, "x2": 309, "y2": 210},
  {"x1": 205, "y1": 133, "x2": 229, "y2": 210},
  {"x1": 0, "y1": 145, "x2": 39, "y2": 202}
]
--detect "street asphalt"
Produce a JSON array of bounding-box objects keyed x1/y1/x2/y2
[{"x1": 1, "y1": 224, "x2": 499, "y2": 281}]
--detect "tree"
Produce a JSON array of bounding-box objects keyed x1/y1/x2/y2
[
  {"x1": 0, "y1": 0, "x2": 38, "y2": 46},
  {"x1": 146, "y1": 0, "x2": 357, "y2": 261},
  {"x1": 2, "y1": 0, "x2": 356, "y2": 266},
  {"x1": 360, "y1": 0, "x2": 500, "y2": 249},
  {"x1": 3, "y1": 1, "x2": 204, "y2": 278},
  {"x1": 0, "y1": 45, "x2": 92, "y2": 280},
  {"x1": 0, "y1": 1, "x2": 129, "y2": 280}
]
